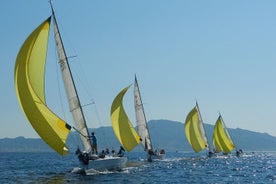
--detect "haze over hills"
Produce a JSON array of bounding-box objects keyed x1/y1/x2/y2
[{"x1": 1, "y1": 119, "x2": 276, "y2": 152}]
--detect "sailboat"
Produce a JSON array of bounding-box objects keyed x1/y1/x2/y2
[
  {"x1": 184, "y1": 102, "x2": 213, "y2": 156},
  {"x1": 212, "y1": 114, "x2": 236, "y2": 155},
  {"x1": 134, "y1": 76, "x2": 165, "y2": 161},
  {"x1": 110, "y1": 85, "x2": 142, "y2": 153},
  {"x1": 14, "y1": 2, "x2": 127, "y2": 172}
]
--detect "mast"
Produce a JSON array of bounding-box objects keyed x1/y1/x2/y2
[
  {"x1": 50, "y1": 2, "x2": 92, "y2": 152},
  {"x1": 195, "y1": 102, "x2": 210, "y2": 152},
  {"x1": 134, "y1": 75, "x2": 152, "y2": 151}
]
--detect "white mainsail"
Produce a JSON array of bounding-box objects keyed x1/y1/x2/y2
[
  {"x1": 196, "y1": 103, "x2": 210, "y2": 151},
  {"x1": 51, "y1": 7, "x2": 92, "y2": 152},
  {"x1": 134, "y1": 76, "x2": 152, "y2": 151}
]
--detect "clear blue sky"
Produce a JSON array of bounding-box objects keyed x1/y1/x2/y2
[{"x1": 1, "y1": 0, "x2": 276, "y2": 138}]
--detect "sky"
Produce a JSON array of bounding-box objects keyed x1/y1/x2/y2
[{"x1": 1, "y1": 0, "x2": 276, "y2": 138}]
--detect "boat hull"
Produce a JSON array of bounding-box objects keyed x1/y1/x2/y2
[
  {"x1": 81, "y1": 156, "x2": 127, "y2": 172},
  {"x1": 148, "y1": 153, "x2": 166, "y2": 161},
  {"x1": 152, "y1": 153, "x2": 165, "y2": 160}
]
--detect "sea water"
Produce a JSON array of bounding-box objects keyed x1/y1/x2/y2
[{"x1": 0, "y1": 151, "x2": 275, "y2": 183}]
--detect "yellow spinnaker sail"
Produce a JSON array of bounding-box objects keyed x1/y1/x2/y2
[
  {"x1": 213, "y1": 121, "x2": 223, "y2": 152},
  {"x1": 212, "y1": 115, "x2": 235, "y2": 154},
  {"x1": 185, "y1": 105, "x2": 208, "y2": 153},
  {"x1": 14, "y1": 17, "x2": 71, "y2": 156},
  {"x1": 111, "y1": 85, "x2": 141, "y2": 152}
]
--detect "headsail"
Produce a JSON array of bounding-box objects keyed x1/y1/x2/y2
[
  {"x1": 212, "y1": 115, "x2": 235, "y2": 154},
  {"x1": 134, "y1": 76, "x2": 152, "y2": 151},
  {"x1": 184, "y1": 103, "x2": 209, "y2": 153},
  {"x1": 51, "y1": 6, "x2": 92, "y2": 152},
  {"x1": 212, "y1": 119, "x2": 223, "y2": 152},
  {"x1": 14, "y1": 17, "x2": 71, "y2": 156},
  {"x1": 111, "y1": 85, "x2": 141, "y2": 152}
]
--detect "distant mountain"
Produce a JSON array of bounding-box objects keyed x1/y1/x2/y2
[
  {"x1": 0, "y1": 136, "x2": 50, "y2": 152},
  {"x1": 1, "y1": 120, "x2": 276, "y2": 152}
]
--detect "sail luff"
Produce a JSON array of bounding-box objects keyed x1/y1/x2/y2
[
  {"x1": 51, "y1": 7, "x2": 92, "y2": 152},
  {"x1": 134, "y1": 76, "x2": 152, "y2": 151}
]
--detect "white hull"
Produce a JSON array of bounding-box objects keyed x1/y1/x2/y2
[
  {"x1": 81, "y1": 156, "x2": 127, "y2": 171},
  {"x1": 151, "y1": 153, "x2": 165, "y2": 160}
]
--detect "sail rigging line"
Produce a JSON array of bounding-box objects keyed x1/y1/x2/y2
[
  {"x1": 47, "y1": 45, "x2": 85, "y2": 149},
  {"x1": 48, "y1": 10, "x2": 83, "y2": 150},
  {"x1": 52, "y1": 18, "x2": 102, "y2": 131},
  {"x1": 63, "y1": 57, "x2": 112, "y2": 148},
  {"x1": 52, "y1": 44, "x2": 67, "y2": 120},
  {"x1": 50, "y1": 2, "x2": 92, "y2": 152},
  {"x1": 50, "y1": 23, "x2": 87, "y2": 150},
  {"x1": 50, "y1": 2, "x2": 104, "y2": 136},
  {"x1": 92, "y1": 102, "x2": 112, "y2": 148},
  {"x1": 81, "y1": 101, "x2": 95, "y2": 108},
  {"x1": 134, "y1": 75, "x2": 153, "y2": 150},
  {"x1": 195, "y1": 102, "x2": 211, "y2": 152},
  {"x1": 73, "y1": 126, "x2": 89, "y2": 139},
  {"x1": 69, "y1": 58, "x2": 108, "y2": 140},
  {"x1": 219, "y1": 113, "x2": 237, "y2": 152},
  {"x1": 66, "y1": 50, "x2": 114, "y2": 147}
]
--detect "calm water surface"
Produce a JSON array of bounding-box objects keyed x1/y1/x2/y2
[{"x1": 0, "y1": 151, "x2": 275, "y2": 183}]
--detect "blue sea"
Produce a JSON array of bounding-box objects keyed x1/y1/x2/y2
[{"x1": 0, "y1": 151, "x2": 275, "y2": 183}]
